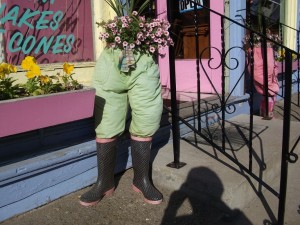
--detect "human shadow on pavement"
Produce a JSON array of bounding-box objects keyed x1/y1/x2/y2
[{"x1": 160, "y1": 167, "x2": 253, "y2": 225}]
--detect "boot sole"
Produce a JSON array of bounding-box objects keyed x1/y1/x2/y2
[
  {"x1": 79, "y1": 187, "x2": 115, "y2": 207},
  {"x1": 132, "y1": 184, "x2": 163, "y2": 205}
]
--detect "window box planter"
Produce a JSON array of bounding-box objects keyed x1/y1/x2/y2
[{"x1": 0, "y1": 86, "x2": 96, "y2": 138}]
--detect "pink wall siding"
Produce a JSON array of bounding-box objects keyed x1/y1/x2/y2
[
  {"x1": 0, "y1": 88, "x2": 95, "y2": 138},
  {"x1": 158, "y1": 0, "x2": 224, "y2": 93},
  {"x1": 2, "y1": 0, "x2": 94, "y2": 65}
]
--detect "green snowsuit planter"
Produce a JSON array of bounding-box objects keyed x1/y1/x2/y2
[
  {"x1": 93, "y1": 48, "x2": 163, "y2": 139},
  {"x1": 79, "y1": 48, "x2": 163, "y2": 206}
]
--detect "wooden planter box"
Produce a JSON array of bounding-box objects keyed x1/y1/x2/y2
[{"x1": 0, "y1": 87, "x2": 96, "y2": 138}]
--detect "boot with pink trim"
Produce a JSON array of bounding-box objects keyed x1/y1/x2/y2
[
  {"x1": 79, "y1": 141, "x2": 117, "y2": 206},
  {"x1": 131, "y1": 139, "x2": 163, "y2": 205}
]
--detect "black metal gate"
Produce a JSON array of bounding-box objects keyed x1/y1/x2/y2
[{"x1": 165, "y1": 1, "x2": 300, "y2": 224}]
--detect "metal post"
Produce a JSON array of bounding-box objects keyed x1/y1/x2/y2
[
  {"x1": 297, "y1": 29, "x2": 300, "y2": 106},
  {"x1": 166, "y1": 0, "x2": 186, "y2": 169},
  {"x1": 279, "y1": 23, "x2": 284, "y2": 97},
  {"x1": 194, "y1": 3, "x2": 201, "y2": 131},
  {"x1": 261, "y1": 16, "x2": 271, "y2": 119},
  {"x1": 277, "y1": 49, "x2": 293, "y2": 225}
]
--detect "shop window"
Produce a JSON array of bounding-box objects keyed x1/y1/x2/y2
[
  {"x1": 172, "y1": 0, "x2": 210, "y2": 59},
  {"x1": 134, "y1": 0, "x2": 155, "y2": 17},
  {"x1": 1, "y1": 0, "x2": 94, "y2": 65},
  {"x1": 247, "y1": 0, "x2": 280, "y2": 37}
]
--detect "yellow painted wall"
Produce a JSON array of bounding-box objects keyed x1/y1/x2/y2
[
  {"x1": 73, "y1": 0, "x2": 116, "y2": 86},
  {"x1": 282, "y1": 0, "x2": 298, "y2": 50},
  {"x1": 92, "y1": 1, "x2": 116, "y2": 59}
]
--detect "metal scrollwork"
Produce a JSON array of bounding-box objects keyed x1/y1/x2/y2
[{"x1": 224, "y1": 103, "x2": 237, "y2": 114}]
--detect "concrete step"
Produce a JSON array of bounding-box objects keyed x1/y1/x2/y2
[{"x1": 152, "y1": 114, "x2": 300, "y2": 212}]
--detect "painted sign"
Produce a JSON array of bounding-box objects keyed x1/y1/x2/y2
[
  {"x1": 179, "y1": 0, "x2": 203, "y2": 13},
  {"x1": 0, "y1": 0, "x2": 94, "y2": 64}
]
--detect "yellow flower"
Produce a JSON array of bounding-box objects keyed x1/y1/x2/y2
[
  {"x1": 21, "y1": 56, "x2": 37, "y2": 70},
  {"x1": 40, "y1": 75, "x2": 50, "y2": 84},
  {"x1": 278, "y1": 49, "x2": 285, "y2": 58},
  {"x1": 8, "y1": 64, "x2": 17, "y2": 73},
  {"x1": 0, "y1": 63, "x2": 6, "y2": 78},
  {"x1": 26, "y1": 64, "x2": 41, "y2": 79},
  {"x1": 292, "y1": 53, "x2": 298, "y2": 61},
  {"x1": 0, "y1": 62, "x2": 17, "y2": 79},
  {"x1": 0, "y1": 67, "x2": 5, "y2": 80},
  {"x1": 63, "y1": 62, "x2": 74, "y2": 75}
]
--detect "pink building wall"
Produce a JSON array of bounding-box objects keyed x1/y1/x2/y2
[
  {"x1": 2, "y1": 0, "x2": 94, "y2": 65},
  {"x1": 0, "y1": 88, "x2": 95, "y2": 138},
  {"x1": 157, "y1": 0, "x2": 224, "y2": 93}
]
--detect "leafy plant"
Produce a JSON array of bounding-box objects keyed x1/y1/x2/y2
[
  {"x1": 97, "y1": 11, "x2": 173, "y2": 55},
  {"x1": 245, "y1": 0, "x2": 281, "y2": 47},
  {"x1": 244, "y1": 28, "x2": 281, "y2": 47},
  {"x1": 104, "y1": 0, "x2": 151, "y2": 17},
  {"x1": 275, "y1": 49, "x2": 298, "y2": 62},
  {"x1": 0, "y1": 56, "x2": 82, "y2": 101},
  {"x1": 0, "y1": 63, "x2": 20, "y2": 100}
]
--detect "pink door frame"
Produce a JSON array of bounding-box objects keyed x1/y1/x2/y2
[{"x1": 157, "y1": 0, "x2": 224, "y2": 93}]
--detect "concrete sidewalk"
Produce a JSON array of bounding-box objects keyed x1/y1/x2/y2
[
  {"x1": 1, "y1": 117, "x2": 300, "y2": 225},
  {"x1": 1, "y1": 94, "x2": 300, "y2": 225}
]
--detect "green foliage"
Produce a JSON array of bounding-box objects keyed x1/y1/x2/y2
[
  {"x1": 0, "y1": 77, "x2": 21, "y2": 100},
  {"x1": 0, "y1": 58, "x2": 83, "y2": 101},
  {"x1": 104, "y1": 0, "x2": 151, "y2": 16}
]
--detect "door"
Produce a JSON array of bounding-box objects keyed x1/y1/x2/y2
[{"x1": 158, "y1": 0, "x2": 223, "y2": 93}]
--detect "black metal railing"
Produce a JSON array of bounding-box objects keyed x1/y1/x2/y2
[{"x1": 166, "y1": 1, "x2": 300, "y2": 225}]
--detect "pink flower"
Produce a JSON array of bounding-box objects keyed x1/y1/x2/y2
[
  {"x1": 123, "y1": 41, "x2": 128, "y2": 47},
  {"x1": 129, "y1": 43, "x2": 135, "y2": 49},
  {"x1": 137, "y1": 32, "x2": 144, "y2": 39},
  {"x1": 155, "y1": 31, "x2": 162, "y2": 37},
  {"x1": 149, "y1": 46, "x2": 156, "y2": 53},
  {"x1": 121, "y1": 16, "x2": 127, "y2": 23},
  {"x1": 132, "y1": 11, "x2": 138, "y2": 16},
  {"x1": 115, "y1": 36, "x2": 121, "y2": 43}
]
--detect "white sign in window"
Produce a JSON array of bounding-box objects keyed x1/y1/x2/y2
[{"x1": 179, "y1": 0, "x2": 203, "y2": 13}]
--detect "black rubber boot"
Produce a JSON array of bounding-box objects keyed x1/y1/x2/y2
[
  {"x1": 131, "y1": 139, "x2": 163, "y2": 204},
  {"x1": 79, "y1": 141, "x2": 117, "y2": 206}
]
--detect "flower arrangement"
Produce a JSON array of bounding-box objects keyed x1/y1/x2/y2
[
  {"x1": 0, "y1": 63, "x2": 18, "y2": 100},
  {"x1": 97, "y1": 11, "x2": 173, "y2": 55},
  {"x1": 0, "y1": 56, "x2": 82, "y2": 101},
  {"x1": 275, "y1": 48, "x2": 298, "y2": 62},
  {"x1": 97, "y1": 0, "x2": 173, "y2": 55},
  {"x1": 245, "y1": 1, "x2": 281, "y2": 48},
  {"x1": 244, "y1": 28, "x2": 281, "y2": 47}
]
